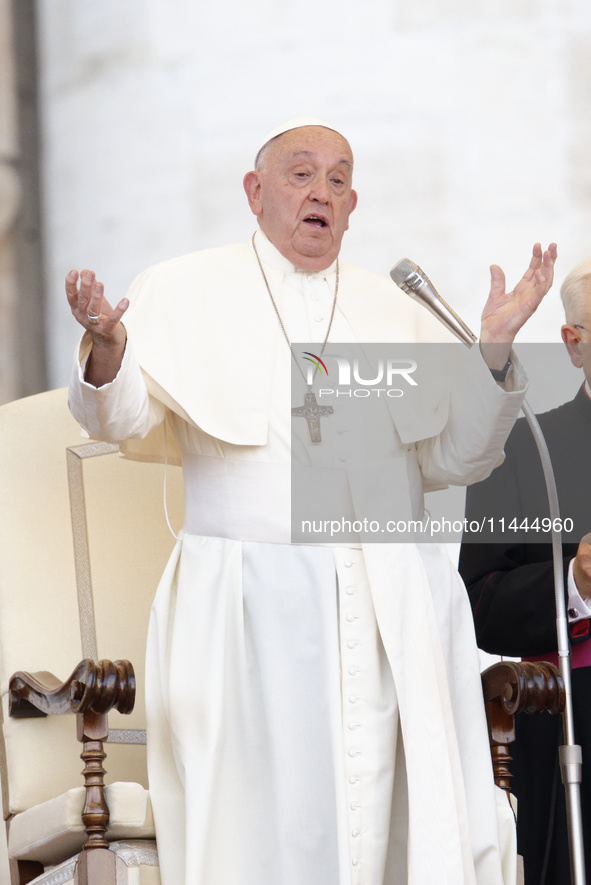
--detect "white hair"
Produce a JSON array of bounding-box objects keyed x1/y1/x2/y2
[
  {"x1": 254, "y1": 137, "x2": 277, "y2": 171},
  {"x1": 560, "y1": 258, "x2": 591, "y2": 324}
]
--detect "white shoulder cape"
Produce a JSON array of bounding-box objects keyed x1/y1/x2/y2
[{"x1": 122, "y1": 240, "x2": 460, "y2": 451}]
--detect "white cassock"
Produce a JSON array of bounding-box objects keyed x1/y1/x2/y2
[{"x1": 69, "y1": 231, "x2": 524, "y2": 885}]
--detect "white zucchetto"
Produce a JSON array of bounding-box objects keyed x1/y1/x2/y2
[{"x1": 254, "y1": 117, "x2": 348, "y2": 166}]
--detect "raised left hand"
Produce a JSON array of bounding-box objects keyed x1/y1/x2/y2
[{"x1": 479, "y1": 242, "x2": 557, "y2": 369}]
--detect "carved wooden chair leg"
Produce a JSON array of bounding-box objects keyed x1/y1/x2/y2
[{"x1": 75, "y1": 708, "x2": 116, "y2": 882}]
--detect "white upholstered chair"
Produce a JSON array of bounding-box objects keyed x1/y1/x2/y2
[{"x1": 0, "y1": 388, "x2": 183, "y2": 885}]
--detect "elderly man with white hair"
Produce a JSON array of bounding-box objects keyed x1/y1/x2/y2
[{"x1": 66, "y1": 118, "x2": 556, "y2": 885}]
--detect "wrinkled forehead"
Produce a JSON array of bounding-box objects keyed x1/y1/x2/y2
[{"x1": 255, "y1": 123, "x2": 353, "y2": 170}]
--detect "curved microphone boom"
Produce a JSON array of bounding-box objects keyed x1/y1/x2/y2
[{"x1": 390, "y1": 258, "x2": 477, "y2": 346}]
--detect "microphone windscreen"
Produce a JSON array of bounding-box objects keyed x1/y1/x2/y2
[{"x1": 390, "y1": 258, "x2": 418, "y2": 287}]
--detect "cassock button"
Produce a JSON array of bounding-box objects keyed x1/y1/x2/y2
[
  {"x1": 352, "y1": 829, "x2": 360, "y2": 837},
  {"x1": 314, "y1": 315, "x2": 324, "y2": 322},
  {"x1": 350, "y1": 802, "x2": 359, "y2": 811},
  {"x1": 347, "y1": 640, "x2": 357, "y2": 649},
  {"x1": 352, "y1": 857, "x2": 360, "y2": 866},
  {"x1": 309, "y1": 292, "x2": 319, "y2": 301},
  {"x1": 344, "y1": 560, "x2": 354, "y2": 568},
  {"x1": 348, "y1": 749, "x2": 359, "y2": 758},
  {"x1": 348, "y1": 666, "x2": 358, "y2": 675},
  {"x1": 345, "y1": 613, "x2": 356, "y2": 622},
  {"x1": 345, "y1": 587, "x2": 355, "y2": 596},
  {"x1": 348, "y1": 722, "x2": 358, "y2": 730},
  {"x1": 348, "y1": 695, "x2": 358, "y2": 703},
  {"x1": 569, "y1": 608, "x2": 579, "y2": 618},
  {"x1": 349, "y1": 776, "x2": 359, "y2": 784}
]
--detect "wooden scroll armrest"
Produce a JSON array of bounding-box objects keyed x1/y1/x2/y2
[
  {"x1": 8, "y1": 660, "x2": 135, "y2": 881},
  {"x1": 8, "y1": 659, "x2": 135, "y2": 719},
  {"x1": 482, "y1": 660, "x2": 565, "y2": 802}
]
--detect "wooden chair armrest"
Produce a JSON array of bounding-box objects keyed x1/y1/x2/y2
[
  {"x1": 482, "y1": 660, "x2": 565, "y2": 800},
  {"x1": 8, "y1": 659, "x2": 135, "y2": 719}
]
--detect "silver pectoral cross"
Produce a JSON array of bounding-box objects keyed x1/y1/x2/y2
[{"x1": 291, "y1": 389, "x2": 334, "y2": 444}]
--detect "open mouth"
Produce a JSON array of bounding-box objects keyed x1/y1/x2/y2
[{"x1": 303, "y1": 214, "x2": 329, "y2": 229}]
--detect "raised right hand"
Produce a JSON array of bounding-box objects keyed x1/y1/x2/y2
[
  {"x1": 66, "y1": 269, "x2": 129, "y2": 386},
  {"x1": 66, "y1": 269, "x2": 128, "y2": 344}
]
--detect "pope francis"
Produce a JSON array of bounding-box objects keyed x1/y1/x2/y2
[{"x1": 66, "y1": 118, "x2": 557, "y2": 885}]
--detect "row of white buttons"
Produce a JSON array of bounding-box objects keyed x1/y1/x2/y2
[
  {"x1": 338, "y1": 550, "x2": 400, "y2": 882},
  {"x1": 340, "y1": 553, "x2": 365, "y2": 874},
  {"x1": 304, "y1": 274, "x2": 331, "y2": 324}
]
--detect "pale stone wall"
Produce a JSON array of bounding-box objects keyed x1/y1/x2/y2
[
  {"x1": 0, "y1": 0, "x2": 20, "y2": 402},
  {"x1": 37, "y1": 0, "x2": 591, "y2": 387},
  {"x1": 0, "y1": 0, "x2": 46, "y2": 405}
]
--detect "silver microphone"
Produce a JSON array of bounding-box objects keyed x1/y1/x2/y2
[{"x1": 390, "y1": 258, "x2": 477, "y2": 347}]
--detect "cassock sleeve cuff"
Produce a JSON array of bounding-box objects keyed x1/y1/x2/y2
[{"x1": 68, "y1": 333, "x2": 166, "y2": 442}]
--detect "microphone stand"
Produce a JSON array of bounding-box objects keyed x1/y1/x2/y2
[
  {"x1": 393, "y1": 268, "x2": 586, "y2": 884},
  {"x1": 520, "y1": 399, "x2": 586, "y2": 885}
]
